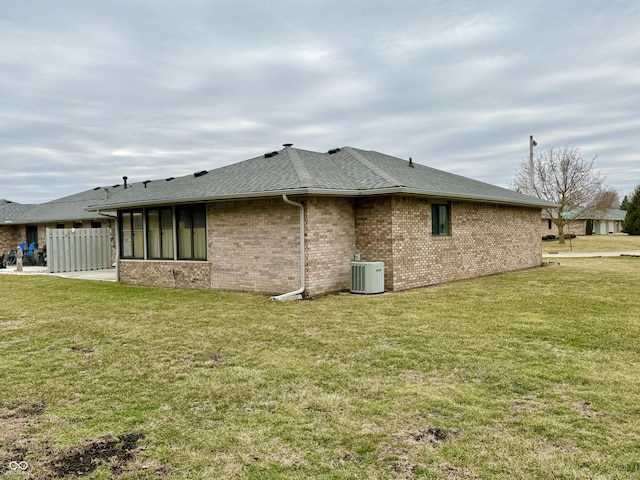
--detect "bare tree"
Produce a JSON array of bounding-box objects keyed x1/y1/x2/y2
[{"x1": 512, "y1": 145, "x2": 615, "y2": 244}]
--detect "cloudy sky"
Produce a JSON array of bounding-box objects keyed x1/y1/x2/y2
[{"x1": 2, "y1": 0, "x2": 639, "y2": 204}]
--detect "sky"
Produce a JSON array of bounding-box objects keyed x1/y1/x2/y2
[{"x1": 2, "y1": 0, "x2": 639, "y2": 204}]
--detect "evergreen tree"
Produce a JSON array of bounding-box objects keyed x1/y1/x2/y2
[
  {"x1": 620, "y1": 195, "x2": 630, "y2": 210},
  {"x1": 623, "y1": 185, "x2": 640, "y2": 235}
]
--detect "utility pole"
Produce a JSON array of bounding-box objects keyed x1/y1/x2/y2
[{"x1": 529, "y1": 135, "x2": 537, "y2": 195}]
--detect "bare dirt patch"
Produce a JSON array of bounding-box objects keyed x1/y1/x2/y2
[
  {"x1": 401, "y1": 426, "x2": 460, "y2": 447},
  {"x1": 0, "y1": 402, "x2": 168, "y2": 479},
  {"x1": 42, "y1": 432, "x2": 145, "y2": 479}
]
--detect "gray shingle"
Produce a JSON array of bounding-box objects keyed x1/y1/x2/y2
[
  {"x1": 88, "y1": 146, "x2": 556, "y2": 210},
  {"x1": 9, "y1": 188, "x2": 117, "y2": 224},
  {"x1": 0, "y1": 202, "x2": 37, "y2": 223}
]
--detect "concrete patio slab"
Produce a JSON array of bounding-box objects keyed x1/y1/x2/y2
[{"x1": 0, "y1": 266, "x2": 117, "y2": 282}]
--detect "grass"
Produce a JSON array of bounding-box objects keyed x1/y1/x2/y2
[
  {"x1": 542, "y1": 233, "x2": 640, "y2": 253},
  {"x1": 1, "y1": 257, "x2": 640, "y2": 479}
]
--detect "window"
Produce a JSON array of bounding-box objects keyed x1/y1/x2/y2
[
  {"x1": 119, "y1": 210, "x2": 144, "y2": 258},
  {"x1": 432, "y1": 203, "x2": 451, "y2": 236},
  {"x1": 147, "y1": 207, "x2": 174, "y2": 259},
  {"x1": 177, "y1": 205, "x2": 207, "y2": 260},
  {"x1": 56, "y1": 223, "x2": 65, "y2": 229},
  {"x1": 91, "y1": 221, "x2": 102, "y2": 228},
  {"x1": 119, "y1": 205, "x2": 206, "y2": 261},
  {"x1": 73, "y1": 222, "x2": 83, "y2": 229}
]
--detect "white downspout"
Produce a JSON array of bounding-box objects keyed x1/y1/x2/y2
[{"x1": 271, "y1": 194, "x2": 305, "y2": 300}]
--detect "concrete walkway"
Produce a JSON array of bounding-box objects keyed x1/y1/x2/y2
[
  {"x1": 0, "y1": 266, "x2": 117, "y2": 281},
  {"x1": 543, "y1": 250, "x2": 640, "y2": 258}
]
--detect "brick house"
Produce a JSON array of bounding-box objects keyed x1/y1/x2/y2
[
  {"x1": 87, "y1": 146, "x2": 555, "y2": 297},
  {"x1": 0, "y1": 189, "x2": 117, "y2": 260},
  {"x1": 0, "y1": 200, "x2": 36, "y2": 257}
]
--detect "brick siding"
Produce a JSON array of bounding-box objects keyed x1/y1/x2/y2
[
  {"x1": 353, "y1": 196, "x2": 541, "y2": 291},
  {"x1": 541, "y1": 218, "x2": 587, "y2": 237},
  {"x1": 116, "y1": 195, "x2": 543, "y2": 296},
  {"x1": 354, "y1": 197, "x2": 394, "y2": 286},
  {"x1": 208, "y1": 199, "x2": 300, "y2": 294},
  {"x1": 390, "y1": 198, "x2": 541, "y2": 290},
  {"x1": 118, "y1": 199, "x2": 301, "y2": 294},
  {"x1": 119, "y1": 260, "x2": 211, "y2": 289},
  {"x1": 305, "y1": 197, "x2": 356, "y2": 296},
  {"x1": 0, "y1": 225, "x2": 21, "y2": 258}
]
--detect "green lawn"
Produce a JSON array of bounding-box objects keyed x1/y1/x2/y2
[
  {"x1": 1, "y1": 257, "x2": 640, "y2": 479},
  {"x1": 542, "y1": 233, "x2": 640, "y2": 253}
]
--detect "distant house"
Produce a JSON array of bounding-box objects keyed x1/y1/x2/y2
[
  {"x1": 541, "y1": 208, "x2": 626, "y2": 237},
  {"x1": 88, "y1": 145, "x2": 554, "y2": 297},
  {"x1": 0, "y1": 188, "x2": 118, "y2": 259},
  {"x1": 591, "y1": 209, "x2": 626, "y2": 235}
]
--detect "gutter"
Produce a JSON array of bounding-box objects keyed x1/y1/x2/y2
[
  {"x1": 271, "y1": 194, "x2": 305, "y2": 301},
  {"x1": 85, "y1": 187, "x2": 556, "y2": 211}
]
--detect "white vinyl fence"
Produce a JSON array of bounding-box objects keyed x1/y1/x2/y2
[{"x1": 46, "y1": 228, "x2": 113, "y2": 274}]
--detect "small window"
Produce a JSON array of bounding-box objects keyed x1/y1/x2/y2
[
  {"x1": 548, "y1": 219, "x2": 552, "y2": 230},
  {"x1": 73, "y1": 222, "x2": 83, "y2": 229},
  {"x1": 432, "y1": 203, "x2": 451, "y2": 236},
  {"x1": 91, "y1": 221, "x2": 102, "y2": 228},
  {"x1": 56, "y1": 223, "x2": 65, "y2": 229}
]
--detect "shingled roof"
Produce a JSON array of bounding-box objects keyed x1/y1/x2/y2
[
  {"x1": 88, "y1": 146, "x2": 556, "y2": 210},
  {"x1": 5, "y1": 187, "x2": 119, "y2": 224},
  {"x1": 0, "y1": 202, "x2": 37, "y2": 224}
]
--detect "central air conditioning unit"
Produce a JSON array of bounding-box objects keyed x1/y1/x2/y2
[{"x1": 350, "y1": 261, "x2": 384, "y2": 294}]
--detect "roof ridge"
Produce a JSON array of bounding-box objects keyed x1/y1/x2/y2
[
  {"x1": 323, "y1": 151, "x2": 360, "y2": 190},
  {"x1": 287, "y1": 147, "x2": 314, "y2": 188},
  {"x1": 344, "y1": 147, "x2": 404, "y2": 187}
]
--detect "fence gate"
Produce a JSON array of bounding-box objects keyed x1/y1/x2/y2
[{"x1": 46, "y1": 228, "x2": 112, "y2": 274}]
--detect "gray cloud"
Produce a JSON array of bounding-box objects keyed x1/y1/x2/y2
[{"x1": 1, "y1": 0, "x2": 639, "y2": 203}]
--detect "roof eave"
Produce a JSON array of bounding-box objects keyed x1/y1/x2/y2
[
  {"x1": 86, "y1": 187, "x2": 558, "y2": 210},
  {"x1": 398, "y1": 189, "x2": 559, "y2": 208},
  {"x1": 6, "y1": 212, "x2": 115, "y2": 225}
]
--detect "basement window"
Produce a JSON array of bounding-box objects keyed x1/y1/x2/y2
[{"x1": 432, "y1": 203, "x2": 451, "y2": 236}]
